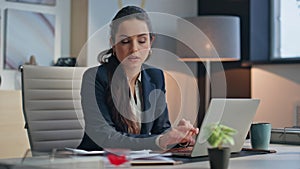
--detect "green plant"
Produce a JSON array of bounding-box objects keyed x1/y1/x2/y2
[{"x1": 205, "y1": 123, "x2": 237, "y2": 149}]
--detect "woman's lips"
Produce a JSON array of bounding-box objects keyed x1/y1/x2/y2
[{"x1": 127, "y1": 56, "x2": 140, "y2": 62}]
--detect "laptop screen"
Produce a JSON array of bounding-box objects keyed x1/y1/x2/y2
[{"x1": 191, "y1": 98, "x2": 260, "y2": 157}]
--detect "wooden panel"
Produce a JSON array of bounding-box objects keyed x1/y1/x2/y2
[{"x1": 0, "y1": 90, "x2": 30, "y2": 158}]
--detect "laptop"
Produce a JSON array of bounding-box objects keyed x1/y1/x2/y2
[{"x1": 170, "y1": 98, "x2": 260, "y2": 157}]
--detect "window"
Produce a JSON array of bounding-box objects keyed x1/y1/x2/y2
[{"x1": 271, "y1": 0, "x2": 300, "y2": 60}]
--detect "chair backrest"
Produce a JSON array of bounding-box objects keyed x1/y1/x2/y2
[{"x1": 21, "y1": 65, "x2": 87, "y2": 153}]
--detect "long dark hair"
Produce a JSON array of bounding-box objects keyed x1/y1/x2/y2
[
  {"x1": 98, "y1": 6, "x2": 153, "y2": 63},
  {"x1": 100, "y1": 6, "x2": 153, "y2": 134}
]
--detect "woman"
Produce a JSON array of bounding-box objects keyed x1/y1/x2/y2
[{"x1": 78, "y1": 6, "x2": 198, "y2": 151}]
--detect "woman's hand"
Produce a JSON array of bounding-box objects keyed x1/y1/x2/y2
[
  {"x1": 177, "y1": 119, "x2": 199, "y2": 144},
  {"x1": 158, "y1": 119, "x2": 199, "y2": 149}
]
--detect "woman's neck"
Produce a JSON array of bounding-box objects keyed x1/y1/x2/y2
[
  {"x1": 124, "y1": 67, "x2": 141, "y2": 83},
  {"x1": 124, "y1": 67, "x2": 141, "y2": 97}
]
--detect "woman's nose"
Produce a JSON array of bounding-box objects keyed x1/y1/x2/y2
[{"x1": 131, "y1": 40, "x2": 139, "y2": 53}]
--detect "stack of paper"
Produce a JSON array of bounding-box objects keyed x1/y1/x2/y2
[{"x1": 65, "y1": 148, "x2": 180, "y2": 165}]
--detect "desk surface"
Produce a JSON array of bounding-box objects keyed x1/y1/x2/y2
[
  {"x1": 165, "y1": 143, "x2": 300, "y2": 169},
  {"x1": 1, "y1": 143, "x2": 299, "y2": 169}
]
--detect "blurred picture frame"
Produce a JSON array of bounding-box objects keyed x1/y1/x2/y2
[
  {"x1": 6, "y1": 0, "x2": 56, "y2": 6},
  {"x1": 4, "y1": 8, "x2": 55, "y2": 70}
]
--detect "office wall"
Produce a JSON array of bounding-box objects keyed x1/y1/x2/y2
[
  {"x1": 85, "y1": 0, "x2": 198, "y2": 67},
  {"x1": 252, "y1": 64, "x2": 300, "y2": 128}
]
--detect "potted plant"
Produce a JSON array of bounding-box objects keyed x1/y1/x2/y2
[{"x1": 204, "y1": 123, "x2": 237, "y2": 169}]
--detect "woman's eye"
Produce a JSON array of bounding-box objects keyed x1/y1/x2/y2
[
  {"x1": 139, "y1": 38, "x2": 147, "y2": 43},
  {"x1": 121, "y1": 39, "x2": 130, "y2": 44}
]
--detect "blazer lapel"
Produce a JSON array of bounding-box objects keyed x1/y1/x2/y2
[{"x1": 140, "y1": 69, "x2": 157, "y2": 134}]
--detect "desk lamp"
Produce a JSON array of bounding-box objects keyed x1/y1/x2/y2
[{"x1": 177, "y1": 16, "x2": 241, "y2": 110}]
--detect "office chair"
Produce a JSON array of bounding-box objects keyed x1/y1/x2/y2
[{"x1": 21, "y1": 65, "x2": 87, "y2": 153}]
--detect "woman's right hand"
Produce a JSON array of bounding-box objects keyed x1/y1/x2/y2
[{"x1": 158, "y1": 119, "x2": 199, "y2": 149}]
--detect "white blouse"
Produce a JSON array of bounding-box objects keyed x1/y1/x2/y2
[{"x1": 129, "y1": 73, "x2": 142, "y2": 128}]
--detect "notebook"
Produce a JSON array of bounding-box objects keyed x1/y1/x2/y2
[{"x1": 169, "y1": 98, "x2": 260, "y2": 157}]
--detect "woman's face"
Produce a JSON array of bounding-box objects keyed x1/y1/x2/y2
[{"x1": 113, "y1": 18, "x2": 153, "y2": 70}]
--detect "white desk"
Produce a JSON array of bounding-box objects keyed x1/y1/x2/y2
[
  {"x1": 1, "y1": 143, "x2": 299, "y2": 169},
  {"x1": 159, "y1": 144, "x2": 300, "y2": 169}
]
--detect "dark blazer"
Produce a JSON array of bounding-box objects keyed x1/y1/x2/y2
[{"x1": 77, "y1": 62, "x2": 171, "y2": 151}]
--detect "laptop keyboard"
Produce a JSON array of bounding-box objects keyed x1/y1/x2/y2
[{"x1": 166, "y1": 146, "x2": 194, "y2": 153}]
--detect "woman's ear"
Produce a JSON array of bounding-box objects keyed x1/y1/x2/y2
[
  {"x1": 110, "y1": 38, "x2": 116, "y2": 53},
  {"x1": 110, "y1": 37, "x2": 114, "y2": 47},
  {"x1": 150, "y1": 34, "x2": 155, "y2": 46}
]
